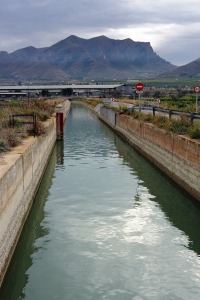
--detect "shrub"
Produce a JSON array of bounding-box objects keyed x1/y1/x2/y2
[
  {"x1": 34, "y1": 121, "x2": 46, "y2": 136},
  {"x1": 152, "y1": 115, "x2": 169, "y2": 129},
  {"x1": 83, "y1": 99, "x2": 102, "y2": 107},
  {"x1": 132, "y1": 110, "x2": 139, "y2": 119},
  {"x1": 188, "y1": 127, "x2": 200, "y2": 139},
  {"x1": 36, "y1": 110, "x2": 50, "y2": 121},
  {"x1": 176, "y1": 102, "x2": 187, "y2": 109},
  {"x1": 168, "y1": 120, "x2": 189, "y2": 134},
  {"x1": 0, "y1": 139, "x2": 8, "y2": 152},
  {"x1": 152, "y1": 115, "x2": 167, "y2": 125},
  {"x1": 188, "y1": 122, "x2": 200, "y2": 139},
  {"x1": 4, "y1": 129, "x2": 22, "y2": 147},
  {"x1": 165, "y1": 115, "x2": 190, "y2": 134},
  {"x1": 118, "y1": 104, "x2": 129, "y2": 113},
  {"x1": 141, "y1": 113, "x2": 154, "y2": 122},
  {"x1": 0, "y1": 128, "x2": 22, "y2": 148}
]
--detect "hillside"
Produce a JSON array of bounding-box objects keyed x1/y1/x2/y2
[
  {"x1": 160, "y1": 58, "x2": 200, "y2": 78},
  {"x1": 0, "y1": 35, "x2": 176, "y2": 83}
]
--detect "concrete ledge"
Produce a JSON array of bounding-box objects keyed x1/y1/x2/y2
[
  {"x1": 99, "y1": 106, "x2": 200, "y2": 202},
  {"x1": 0, "y1": 100, "x2": 71, "y2": 286}
]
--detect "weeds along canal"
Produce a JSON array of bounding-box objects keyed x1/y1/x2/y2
[{"x1": 1, "y1": 103, "x2": 200, "y2": 300}]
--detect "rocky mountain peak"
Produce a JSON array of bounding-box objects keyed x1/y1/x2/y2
[{"x1": 0, "y1": 35, "x2": 176, "y2": 82}]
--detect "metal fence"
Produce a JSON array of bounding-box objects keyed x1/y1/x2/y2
[{"x1": 9, "y1": 114, "x2": 37, "y2": 137}]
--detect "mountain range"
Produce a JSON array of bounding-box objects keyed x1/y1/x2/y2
[{"x1": 0, "y1": 35, "x2": 199, "y2": 83}]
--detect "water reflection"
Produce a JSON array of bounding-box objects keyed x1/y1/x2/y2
[
  {"x1": 110, "y1": 122, "x2": 200, "y2": 255},
  {"x1": 0, "y1": 146, "x2": 57, "y2": 300},
  {"x1": 1, "y1": 103, "x2": 200, "y2": 300},
  {"x1": 56, "y1": 140, "x2": 64, "y2": 166},
  {"x1": 66, "y1": 104, "x2": 200, "y2": 255}
]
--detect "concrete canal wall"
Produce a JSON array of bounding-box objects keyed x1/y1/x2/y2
[
  {"x1": 99, "y1": 106, "x2": 200, "y2": 201},
  {"x1": 0, "y1": 100, "x2": 70, "y2": 286}
]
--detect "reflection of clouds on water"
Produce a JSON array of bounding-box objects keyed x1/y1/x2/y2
[
  {"x1": 112, "y1": 185, "x2": 163, "y2": 246},
  {"x1": 2, "y1": 103, "x2": 200, "y2": 300}
]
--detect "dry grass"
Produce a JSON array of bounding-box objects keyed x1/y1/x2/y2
[{"x1": 0, "y1": 98, "x2": 64, "y2": 153}]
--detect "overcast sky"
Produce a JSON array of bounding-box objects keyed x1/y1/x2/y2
[{"x1": 0, "y1": 0, "x2": 200, "y2": 66}]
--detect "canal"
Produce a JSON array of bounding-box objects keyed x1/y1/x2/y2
[{"x1": 1, "y1": 103, "x2": 200, "y2": 299}]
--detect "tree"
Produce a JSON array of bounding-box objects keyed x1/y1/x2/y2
[
  {"x1": 176, "y1": 88, "x2": 187, "y2": 98},
  {"x1": 153, "y1": 90, "x2": 161, "y2": 99}
]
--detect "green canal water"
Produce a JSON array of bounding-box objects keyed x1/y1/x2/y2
[{"x1": 1, "y1": 103, "x2": 200, "y2": 300}]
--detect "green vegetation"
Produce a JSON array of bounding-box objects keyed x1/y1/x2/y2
[
  {"x1": 127, "y1": 77, "x2": 200, "y2": 88},
  {"x1": 153, "y1": 96, "x2": 198, "y2": 113},
  {"x1": 188, "y1": 124, "x2": 200, "y2": 139},
  {"x1": 82, "y1": 98, "x2": 103, "y2": 107},
  {"x1": 0, "y1": 139, "x2": 8, "y2": 152},
  {"x1": 82, "y1": 97, "x2": 200, "y2": 139},
  {"x1": 125, "y1": 77, "x2": 200, "y2": 114},
  {"x1": 132, "y1": 111, "x2": 200, "y2": 138},
  {"x1": 75, "y1": 96, "x2": 200, "y2": 141}
]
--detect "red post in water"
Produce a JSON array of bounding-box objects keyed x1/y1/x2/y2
[{"x1": 56, "y1": 112, "x2": 64, "y2": 140}]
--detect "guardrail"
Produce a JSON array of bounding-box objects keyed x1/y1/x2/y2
[
  {"x1": 130, "y1": 106, "x2": 200, "y2": 125},
  {"x1": 102, "y1": 99, "x2": 200, "y2": 125}
]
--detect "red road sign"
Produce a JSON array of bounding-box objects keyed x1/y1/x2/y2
[
  {"x1": 136, "y1": 82, "x2": 144, "y2": 91},
  {"x1": 194, "y1": 86, "x2": 200, "y2": 93}
]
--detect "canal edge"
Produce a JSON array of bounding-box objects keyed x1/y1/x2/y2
[{"x1": 0, "y1": 99, "x2": 71, "y2": 287}]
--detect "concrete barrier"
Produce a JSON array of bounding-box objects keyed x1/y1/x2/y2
[
  {"x1": 99, "y1": 106, "x2": 200, "y2": 201},
  {"x1": 0, "y1": 100, "x2": 70, "y2": 286}
]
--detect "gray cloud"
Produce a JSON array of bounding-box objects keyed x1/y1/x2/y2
[{"x1": 0, "y1": 0, "x2": 200, "y2": 65}]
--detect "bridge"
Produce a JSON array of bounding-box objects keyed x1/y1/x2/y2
[{"x1": 0, "y1": 84, "x2": 124, "y2": 98}]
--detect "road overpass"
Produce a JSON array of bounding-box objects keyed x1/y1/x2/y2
[
  {"x1": 0, "y1": 84, "x2": 123, "y2": 92},
  {"x1": 0, "y1": 84, "x2": 124, "y2": 98}
]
